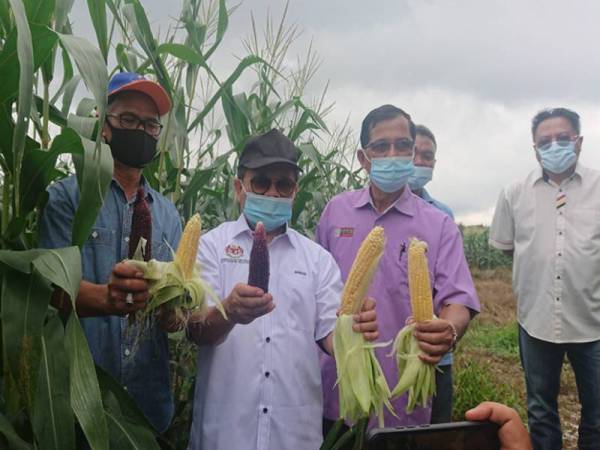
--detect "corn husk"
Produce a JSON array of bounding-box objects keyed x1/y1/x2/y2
[
  {"x1": 333, "y1": 315, "x2": 393, "y2": 427},
  {"x1": 125, "y1": 237, "x2": 226, "y2": 335},
  {"x1": 390, "y1": 324, "x2": 437, "y2": 413}
]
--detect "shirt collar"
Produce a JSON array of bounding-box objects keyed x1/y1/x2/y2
[
  {"x1": 112, "y1": 176, "x2": 155, "y2": 203},
  {"x1": 231, "y1": 214, "x2": 296, "y2": 249},
  {"x1": 531, "y1": 162, "x2": 583, "y2": 187},
  {"x1": 353, "y1": 185, "x2": 415, "y2": 217}
]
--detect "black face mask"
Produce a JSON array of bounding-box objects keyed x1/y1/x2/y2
[{"x1": 107, "y1": 125, "x2": 158, "y2": 168}]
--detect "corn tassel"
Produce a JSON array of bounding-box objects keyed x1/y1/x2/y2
[
  {"x1": 175, "y1": 213, "x2": 201, "y2": 279},
  {"x1": 408, "y1": 238, "x2": 434, "y2": 322},
  {"x1": 339, "y1": 226, "x2": 385, "y2": 315}
]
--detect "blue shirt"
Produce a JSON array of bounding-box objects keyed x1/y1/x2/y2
[
  {"x1": 39, "y1": 175, "x2": 182, "y2": 432},
  {"x1": 415, "y1": 188, "x2": 455, "y2": 366},
  {"x1": 419, "y1": 188, "x2": 455, "y2": 220}
]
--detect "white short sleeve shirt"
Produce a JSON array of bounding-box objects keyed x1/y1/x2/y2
[
  {"x1": 188, "y1": 215, "x2": 342, "y2": 450},
  {"x1": 490, "y1": 164, "x2": 600, "y2": 343}
]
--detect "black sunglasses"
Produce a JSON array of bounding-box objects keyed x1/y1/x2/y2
[{"x1": 250, "y1": 175, "x2": 297, "y2": 197}]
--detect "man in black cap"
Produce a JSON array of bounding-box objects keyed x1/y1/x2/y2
[{"x1": 186, "y1": 129, "x2": 378, "y2": 450}]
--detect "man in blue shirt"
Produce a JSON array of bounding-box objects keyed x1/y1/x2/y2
[
  {"x1": 408, "y1": 124, "x2": 455, "y2": 424},
  {"x1": 39, "y1": 73, "x2": 181, "y2": 432},
  {"x1": 409, "y1": 124, "x2": 454, "y2": 219}
]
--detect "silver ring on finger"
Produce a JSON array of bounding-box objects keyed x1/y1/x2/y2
[{"x1": 125, "y1": 292, "x2": 134, "y2": 305}]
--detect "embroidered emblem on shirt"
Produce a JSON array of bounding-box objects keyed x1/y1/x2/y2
[
  {"x1": 225, "y1": 244, "x2": 244, "y2": 258},
  {"x1": 556, "y1": 192, "x2": 567, "y2": 210},
  {"x1": 335, "y1": 227, "x2": 355, "y2": 238}
]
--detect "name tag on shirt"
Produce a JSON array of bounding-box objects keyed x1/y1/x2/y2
[{"x1": 335, "y1": 227, "x2": 354, "y2": 238}]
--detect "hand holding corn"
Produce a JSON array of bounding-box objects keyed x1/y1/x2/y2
[
  {"x1": 333, "y1": 226, "x2": 393, "y2": 426},
  {"x1": 349, "y1": 297, "x2": 379, "y2": 342},
  {"x1": 390, "y1": 238, "x2": 438, "y2": 413},
  {"x1": 223, "y1": 283, "x2": 274, "y2": 325},
  {"x1": 413, "y1": 318, "x2": 456, "y2": 365},
  {"x1": 106, "y1": 262, "x2": 150, "y2": 315}
]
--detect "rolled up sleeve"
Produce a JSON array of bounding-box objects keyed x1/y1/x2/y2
[
  {"x1": 433, "y1": 217, "x2": 481, "y2": 314},
  {"x1": 489, "y1": 188, "x2": 515, "y2": 251}
]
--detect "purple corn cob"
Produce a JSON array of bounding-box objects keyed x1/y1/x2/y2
[
  {"x1": 248, "y1": 221, "x2": 269, "y2": 292},
  {"x1": 128, "y1": 187, "x2": 152, "y2": 261}
]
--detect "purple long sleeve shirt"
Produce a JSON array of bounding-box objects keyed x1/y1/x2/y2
[{"x1": 317, "y1": 186, "x2": 480, "y2": 427}]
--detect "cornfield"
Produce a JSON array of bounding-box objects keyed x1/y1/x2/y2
[{"x1": 0, "y1": 0, "x2": 364, "y2": 448}]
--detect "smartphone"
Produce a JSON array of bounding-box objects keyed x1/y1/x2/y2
[{"x1": 365, "y1": 421, "x2": 500, "y2": 450}]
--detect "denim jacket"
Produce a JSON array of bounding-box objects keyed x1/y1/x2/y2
[{"x1": 39, "y1": 175, "x2": 182, "y2": 432}]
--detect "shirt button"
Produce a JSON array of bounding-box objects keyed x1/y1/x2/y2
[
  {"x1": 124, "y1": 348, "x2": 131, "y2": 356},
  {"x1": 558, "y1": 231, "x2": 563, "y2": 235},
  {"x1": 558, "y1": 252, "x2": 562, "y2": 257},
  {"x1": 91, "y1": 231, "x2": 98, "y2": 239},
  {"x1": 124, "y1": 236, "x2": 130, "y2": 242},
  {"x1": 556, "y1": 275, "x2": 561, "y2": 280},
  {"x1": 263, "y1": 407, "x2": 268, "y2": 414},
  {"x1": 556, "y1": 297, "x2": 560, "y2": 302},
  {"x1": 265, "y1": 371, "x2": 270, "y2": 378},
  {"x1": 266, "y1": 337, "x2": 271, "y2": 343}
]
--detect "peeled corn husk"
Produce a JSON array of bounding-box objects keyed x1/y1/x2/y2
[{"x1": 334, "y1": 315, "x2": 393, "y2": 426}]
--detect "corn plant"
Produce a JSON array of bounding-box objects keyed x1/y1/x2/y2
[
  {"x1": 0, "y1": 0, "x2": 165, "y2": 448},
  {"x1": 0, "y1": 0, "x2": 366, "y2": 447}
]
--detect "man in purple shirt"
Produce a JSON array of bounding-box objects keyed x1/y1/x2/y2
[{"x1": 318, "y1": 105, "x2": 480, "y2": 432}]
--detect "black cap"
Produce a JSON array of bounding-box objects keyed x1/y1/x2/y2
[{"x1": 239, "y1": 129, "x2": 301, "y2": 171}]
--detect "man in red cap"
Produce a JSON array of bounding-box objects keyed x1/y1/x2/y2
[{"x1": 39, "y1": 72, "x2": 182, "y2": 433}]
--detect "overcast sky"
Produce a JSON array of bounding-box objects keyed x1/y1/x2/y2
[{"x1": 71, "y1": 0, "x2": 600, "y2": 224}]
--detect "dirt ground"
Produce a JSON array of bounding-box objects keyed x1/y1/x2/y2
[{"x1": 470, "y1": 268, "x2": 580, "y2": 450}]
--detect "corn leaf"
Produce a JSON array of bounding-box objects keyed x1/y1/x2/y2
[
  {"x1": 0, "y1": 24, "x2": 57, "y2": 105},
  {"x1": 96, "y1": 366, "x2": 160, "y2": 450},
  {"x1": 0, "y1": 411, "x2": 31, "y2": 450},
  {"x1": 7, "y1": 0, "x2": 33, "y2": 217},
  {"x1": 0, "y1": 269, "x2": 49, "y2": 410},
  {"x1": 71, "y1": 138, "x2": 113, "y2": 249},
  {"x1": 65, "y1": 314, "x2": 109, "y2": 450},
  {"x1": 32, "y1": 315, "x2": 75, "y2": 450},
  {"x1": 187, "y1": 55, "x2": 263, "y2": 132},
  {"x1": 86, "y1": 0, "x2": 108, "y2": 62}
]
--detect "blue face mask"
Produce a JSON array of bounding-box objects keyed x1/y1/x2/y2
[
  {"x1": 408, "y1": 166, "x2": 433, "y2": 191},
  {"x1": 365, "y1": 154, "x2": 415, "y2": 193},
  {"x1": 538, "y1": 141, "x2": 577, "y2": 174},
  {"x1": 243, "y1": 191, "x2": 293, "y2": 232}
]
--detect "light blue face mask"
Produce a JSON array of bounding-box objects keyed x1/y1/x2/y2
[
  {"x1": 538, "y1": 141, "x2": 577, "y2": 174},
  {"x1": 365, "y1": 153, "x2": 415, "y2": 193},
  {"x1": 243, "y1": 191, "x2": 293, "y2": 232},
  {"x1": 408, "y1": 166, "x2": 433, "y2": 191}
]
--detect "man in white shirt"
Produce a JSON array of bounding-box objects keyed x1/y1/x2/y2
[
  {"x1": 186, "y1": 129, "x2": 378, "y2": 450},
  {"x1": 489, "y1": 107, "x2": 600, "y2": 450}
]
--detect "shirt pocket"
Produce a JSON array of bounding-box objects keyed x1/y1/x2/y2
[
  {"x1": 572, "y1": 209, "x2": 600, "y2": 247},
  {"x1": 278, "y1": 269, "x2": 316, "y2": 334},
  {"x1": 82, "y1": 227, "x2": 116, "y2": 283},
  {"x1": 152, "y1": 232, "x2": 171, "y2": 262}
]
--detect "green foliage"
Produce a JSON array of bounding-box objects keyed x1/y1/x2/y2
[
  {"x1": 468, "y1": 322, "x2": 519, "y2": 360},
  {"x1": 462, "y1": 227, "x2": 512, "y2": 270},
  {"x1": 453, "y1": 357, "x2": 526, "y2": 422}
]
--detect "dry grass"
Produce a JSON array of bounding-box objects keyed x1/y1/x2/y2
[{"x1": 459, "y1": 269, "x2": 580, "y2": 449}]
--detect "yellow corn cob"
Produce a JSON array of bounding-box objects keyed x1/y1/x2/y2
[
  {"x1": 175, "y1": 213, "x2": 202, "y2": 279},
  {"x1": 339, "y1": 226, "x2": 385, "y2": 315},
  {"x1": 408, "y1": 238, "x2": 434, "y2": 322}
]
